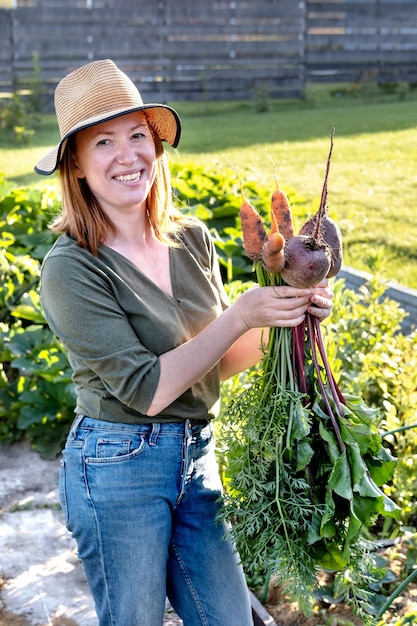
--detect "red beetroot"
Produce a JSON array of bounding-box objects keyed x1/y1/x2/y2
[
  {"x1": 280, "y1": 234, "x2": 331, "y2": 288},
  {"x1": 299, "y1": 214, "x2": 342, "y2": 278},
  {"x1": 296, "y1": 128, "x2": 342, "y2": 281}
]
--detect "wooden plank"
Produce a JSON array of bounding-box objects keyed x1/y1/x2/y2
[
  {"x1": 308, "y1": 67, "x2": 417, "y2": 83},
  {"x1": 162, "y1": 76, "x2": 303, "y2": 94},
  {"x1": 161, "y1": 86, "x2": 303, "y2": 102},
  {"x1": 163, "y1": 45, "x2": 303, "y2": 61},
  {"x1": 4, "y1": 0, "x2": 417, "y2": 103},
  {"x1": 339, "y1": 267, "x2": 417, "y2": 335},
  {"x1": 0, "y1": 10, "x2": 12, "y2": 88},
  {"x1": 163, "y1": 0, "x2": 304, "y2": 19},
  {"x1": 250, "y1": 590, "x2": 278, "y2": 626},
  {"x1": 0, "y1": 11, "x2": 12, "y2": 53}
]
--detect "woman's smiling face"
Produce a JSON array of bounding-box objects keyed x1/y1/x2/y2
[{"x1": 73, "y1": 111, "x2": 157, "y2": 218}]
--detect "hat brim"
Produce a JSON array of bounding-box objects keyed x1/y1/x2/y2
[{"x1": 35, "y1": 103, "x2": 181, "y2": 176}]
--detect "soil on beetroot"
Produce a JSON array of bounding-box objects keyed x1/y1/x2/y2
[{"x1": 261, "y1": 539, "x2": 417, "y2": 625}]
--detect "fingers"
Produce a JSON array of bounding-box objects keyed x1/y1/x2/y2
[
  {"x1": 278, "y1": 313, "x2": 307, "y2": 328},
  {"x1": 311, "y1": 278, "x2": 333, "y2": 300},
  {"x1": 272, "y1": 286, "x2": 312, "y2": 299},
  {"x1": 308, "y1": 292, "x2": 334, "y2": 321},
  {"x1": 308, "y1": 278, "x2": 334, "y2": 321},
  {"x1": 268, "y1": 288, "x2": 311, "y2": 327},
  {"x1": 310, "y1": 293, "x2": 333, "y2": 309},
  {"x1": 267, "y1": 285, "x2": 333, "y2": 318},
  {"x1": 238, "y1": 284, "x2": 333, "y2": 329},
  {"x1": 308, "y1": 304, "x2": 331, "y2": 321},
  {"x1": 237, "y1": 286, "x2": 308, "y2": 329}
]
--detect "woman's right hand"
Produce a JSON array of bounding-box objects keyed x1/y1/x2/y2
[{"x1": 232, "y1": 285, "x2": 313, "y2": 330}]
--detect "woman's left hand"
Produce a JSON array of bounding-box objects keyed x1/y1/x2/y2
[{"x1": 308, "y1": 278, "x2": 334, "y2": 321}]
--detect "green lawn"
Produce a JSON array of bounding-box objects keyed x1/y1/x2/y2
[{"x1": 1, "y1": 85, "x2": 417, "y2": 288}]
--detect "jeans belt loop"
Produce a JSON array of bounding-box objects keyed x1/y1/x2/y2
[
  {"x1": 149, "y1": 422, "x2": 160, "y2": 446},
  {"x1": 70, "y1": 413, "x2": 85, "y2": 431}
]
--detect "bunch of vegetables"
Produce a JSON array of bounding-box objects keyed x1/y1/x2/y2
[{"x1": 221, "y1": 130, "x2": 400, "y2": 617}]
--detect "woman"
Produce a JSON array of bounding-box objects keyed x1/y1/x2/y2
[{"x1": 36, "y1": 59, "x2": 333, "y2": 626}]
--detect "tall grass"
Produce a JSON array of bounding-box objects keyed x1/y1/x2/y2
[{"x1": 1, "y1": 85, "x2": 416, "y2": 288}]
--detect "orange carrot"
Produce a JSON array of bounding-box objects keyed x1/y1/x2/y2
[
  {"x1": 270, "y1": 185, "x2": 294, "y2": 241},
  {"x1": 261, "y1": 232, "x2": 285, "y2": 274},
  {"x1": 229, "y1": 159, "x2": 269, "y2": 262},
  {"x1": 266, "y1": 152, "x2": 295, "y2": 241},
  {"x1": 240, "y1": 200, "x2": 269, "y2": 261}
]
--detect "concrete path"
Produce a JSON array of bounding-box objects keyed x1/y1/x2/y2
[{"x1": 0, "y1": 441, "x2": 182, "y2": 626}]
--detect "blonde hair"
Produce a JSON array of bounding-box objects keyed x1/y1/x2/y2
[{"x1": 51, "y1": 121, "x2": 186, "y2": 256}]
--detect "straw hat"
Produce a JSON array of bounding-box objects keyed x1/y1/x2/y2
[{"x1": 35, "y1": 59, "x2": 181, "y2": 176}]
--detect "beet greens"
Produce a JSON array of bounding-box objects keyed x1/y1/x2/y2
[
  {"x1": 220, "y1": 133, "x2": 400, "y2": 620},
  {"x1": 221, "y1": 266, "x2": 399, "y2": 618}
]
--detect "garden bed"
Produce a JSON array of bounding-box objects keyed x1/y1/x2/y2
[{"x1": 254, "y1": 537, "x2": 417, "y2": 626}]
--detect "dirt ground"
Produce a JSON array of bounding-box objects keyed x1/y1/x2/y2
[
  {"x1": 264, "y1": 541, "x2": 417, "y2": 626},
  {"x1": 0, "y1": 441, "x2": 184, "y2": 626},
  {"x1": 267, "y1": 590, "x2": 363, "y2": 626},
  {"x1": 1, "y1": 440, "x2": 416, "y2": 626}
]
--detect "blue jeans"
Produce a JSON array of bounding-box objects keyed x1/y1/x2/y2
[{"x1": 59, "y1": 416, "x2": 253, "y2": 626}]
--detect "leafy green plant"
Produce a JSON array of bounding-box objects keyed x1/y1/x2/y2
[
  {"x1": 171, "y1": 161, "x2": 300, "y2": 283},
  {"x1": 2, "y1": 319, "x2": 75, "y2": 458},
  {"x1": 0, "y1": 53, "x2": 44, "y2": 144},
  {"x1": 327, "y1": 276, "x2": 417, "y2": 528},
  {"x1": 218, "y1": 270, "x2": 417, "y2": 621},
  {"x1": 26, "y1": 52, "x2": 44, "y2": 125},
  {"x1": 219, "y1": 260, "x2": 400, "y2": 621},
  {"x1": 0, "y1": 162, "x2": 416, "y2": 529},
  {"x1": 252, "y1": 83, "x2": 271, "y2": 113},
  {"x1": 0, "y1": 179, "x2": 74, "y2": 457},
  {"x1": 0, "y1": 94, "x2": 35, "y2": 144},
  {"x1": 0, "y1": 163, "x2": 416, "y2": 619},
  {"x1": 375, "y1": 573, "x2": 417, "y2": 624}
]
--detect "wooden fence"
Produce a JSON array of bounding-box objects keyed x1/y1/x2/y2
[
  {"x1": 0, "y1": 0, "x2": 417, "y2": 105},
  {"x1": 307, "y1": 0, "x2": 417, "y2": 85}
]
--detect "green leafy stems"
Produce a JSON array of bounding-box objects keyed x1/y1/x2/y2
[{"x1": 221, "y1": 260, "x2": 401, "y2": 617}]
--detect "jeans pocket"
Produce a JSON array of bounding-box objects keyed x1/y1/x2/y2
[{"x1": 84, "y1": 430, "x2": 146, "y2": 463}]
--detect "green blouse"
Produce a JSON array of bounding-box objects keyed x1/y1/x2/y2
[{"x1": 40, "y1": 219, "x2": 229, "y2": 424}]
